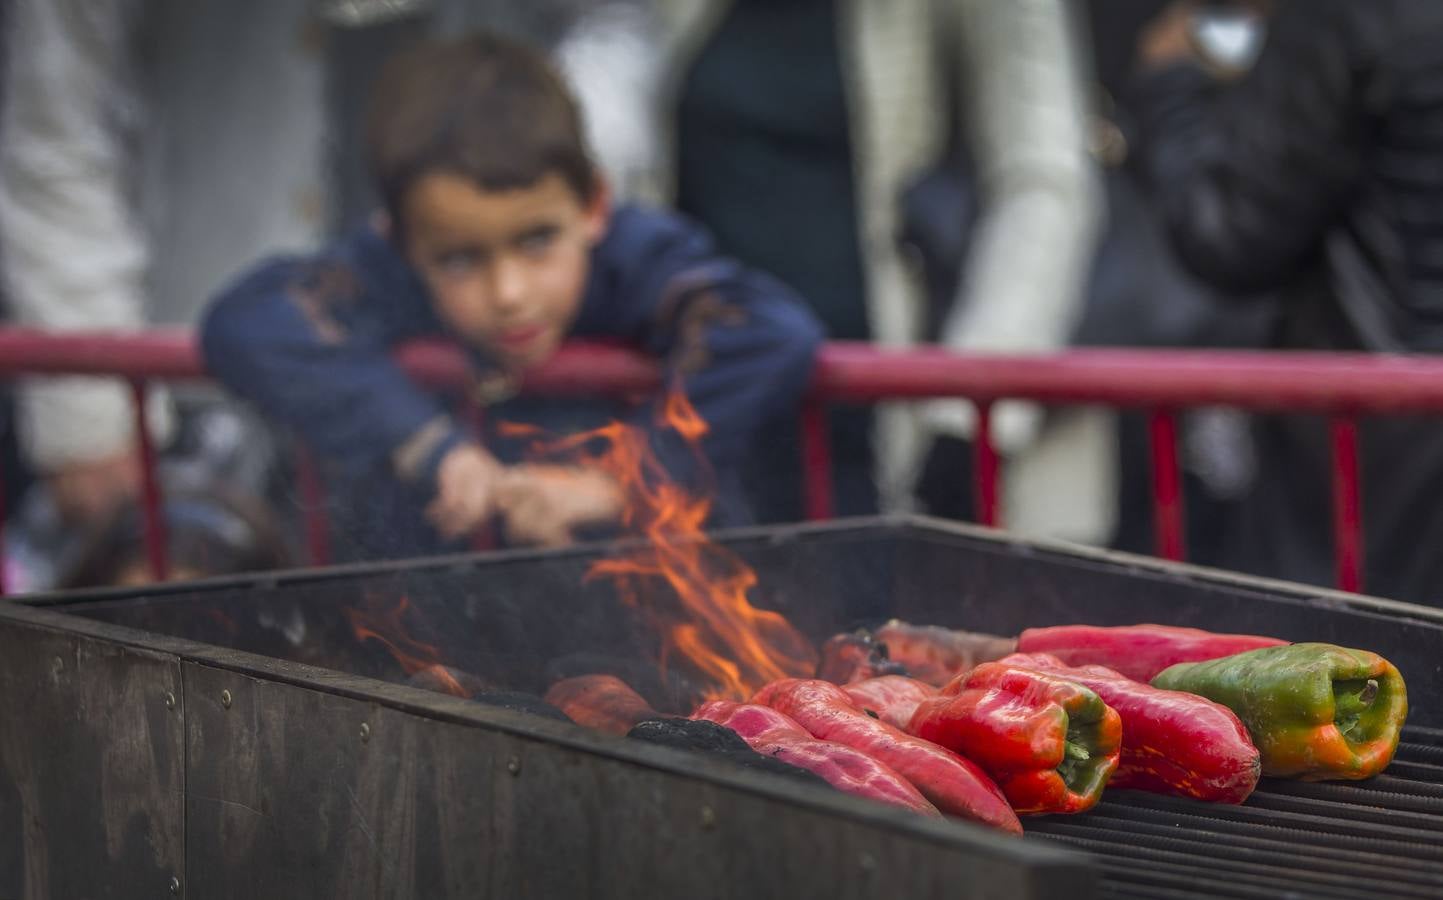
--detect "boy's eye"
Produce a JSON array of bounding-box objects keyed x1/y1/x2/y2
[
  {"x1": 434, "y1": 248, "x2": 482, "y2": 274},
  {"x1": 515, "y1": 226, "x2": 559, "y2": 255}
]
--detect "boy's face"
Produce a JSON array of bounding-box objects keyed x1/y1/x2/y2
[{"x1": 401, "y1": 171, "x2": 609, "y2": 370}]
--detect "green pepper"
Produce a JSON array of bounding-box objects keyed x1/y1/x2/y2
[{"x1": 1152, "y1": 643, "x2": 1408, "y2": 781}]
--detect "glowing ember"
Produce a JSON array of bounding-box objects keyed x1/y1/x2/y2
[
  {"x1": 344, "y1": 597, "x2": 470, "y2": 698},
  {"x1": 529, "y1": 384, "x2": 817, "y2": 700}
]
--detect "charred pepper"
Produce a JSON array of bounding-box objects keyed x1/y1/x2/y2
[
  {"x1": 1152, "y1": 643, "x2": 1407, "y2": 781},
  {"x1": 910, "y1": 663, "x2": 1122, "y2": 814},
  {"x1": 872, "y1": 620, "x2": 1018, "y2": 686}
]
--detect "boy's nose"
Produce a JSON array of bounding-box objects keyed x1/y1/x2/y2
[{"x1": 490, "y1": 258, "x2": 529, "y2": 313}]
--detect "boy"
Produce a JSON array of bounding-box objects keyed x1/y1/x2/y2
[{"x1": 201, "y1": 33, "x2": 822, "y2": 557}]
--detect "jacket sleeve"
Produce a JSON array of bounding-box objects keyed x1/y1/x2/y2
[
  {"x1": 200, "y1": 241, "x2": 466, "y2": 490},
  {"x1": 945, "y1": 0, "x2": 1103, "y2": 356},
  {"x1": 925, "y1": 0, "x2": 1103, "y2": 453},
  {"x1": 1131, "y1": 1, "x2": 1365, "y2": 295},
  {"x1": 580, "y1": 209, "x2": 824, "y2": 492}
]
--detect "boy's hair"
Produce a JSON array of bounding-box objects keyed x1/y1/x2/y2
[{"x1": 367, "y1": 32, "x2": 598, "y2": 224}]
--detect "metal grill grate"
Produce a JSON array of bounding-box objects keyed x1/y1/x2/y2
[{"x1": 1028, "y1": 726, "x2": 1443, "y2": 899}]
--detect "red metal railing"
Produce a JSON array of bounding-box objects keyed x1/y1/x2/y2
[{"x1": 4, "y1": 329, "x2": 1443, "y2": 595}]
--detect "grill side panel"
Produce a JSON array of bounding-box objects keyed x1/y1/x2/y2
[
  {"x1": 0, "y1": 619, "x2": 186, "y2": 900},
  {"x1": 178, "y1": 659, "x2": 1089, "y2": 900}
]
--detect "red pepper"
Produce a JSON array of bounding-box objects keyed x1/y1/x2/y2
[
  {"x1": 693, "y1": 700, "x2": 941, "y2": 817},
  {"x1": 843, "y1": 675, "x2": 939, "y2": 730},
  {"x1": 545, "y1": 674, "x2": 658, "y2": 735},
  {"x1": 873, "y1": 620, "x2": 1018, "y2": 686},
  {"x1": 912, "y1": 663, "x2": 1122, "y2": 815},
  {"x1": 1001, "y1": 652, "x2": 1261, "y2": 803},
  {"x1": 1016, "y1": 624, "x2": 1287, "y2": 683},
  {"x1": 752, "y1": 678, "x2": 1022, "y2": 833}
]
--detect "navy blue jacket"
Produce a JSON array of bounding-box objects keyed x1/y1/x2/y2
[{"x1": 201, "y1": 205, "x2": 823, "y2": 555}]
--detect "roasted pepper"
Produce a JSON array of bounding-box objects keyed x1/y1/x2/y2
[
  {"x1": 753, "y1": 678, "x2": 1023, "y2": 833},
  {"x1": 693, "y1": 700, "x2": 941, "y2": 817},
  {"x1": 872, "y1": 620, "x2": 1018, "y2": 686},
  {"x1": 1001, "y1": 652, "x2": 1260, "y2": 803},
  {"x1": 910, "y1": 663, "x2": 1122, "y2": 814},
  {"x1": 1017, "y1": 623, "x2": 1287, "y2": 682},
  {"x1": 843, "y1": 675, "x2": 939, "y2": 730},
  {"x1": 1152, "y1": 643, "x2": 1408, "y2": 781}
]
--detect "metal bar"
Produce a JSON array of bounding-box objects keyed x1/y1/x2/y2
[
  {"x1": 294, "y1": 445, "x2": 331, "y2": 567},
  {"x1": 9, "y1": 330, "x2": 1443, "y2": 414},
  {"x1": 810, "y1": 344, "x2": 1443, "y2": 412},
  {"x1": 130, "y1": 379, "x2": 168, "y2": 581},
  {"x1": 973, "y1": 400, "x2": 1000, "y2": 527},
  {"x1": 1331, "y1": 416, "x2": 1364, "y2": 593},
  {"x1": 0, "y1": 454, "x2": 7, "y2": 596},
  {"x1": 461, "y1": 398, "x2": 495, "y2": 551},
  {"x1": 1149, "y1": 409, "x2": 1186, "y2": 562},
  {"x1": 800, "y1": 400, "x2": 835, "y2": 521}
]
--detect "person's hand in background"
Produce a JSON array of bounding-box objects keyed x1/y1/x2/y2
[
  {"x1": 425, "y1": 443, "x2": 506, "y2": 540},
  {"x1": 496, "y1": 464, "x2": 625, "y2": 548},
  {"x1": 47, "y1": 450, "x2": 141, "y2": 525}
]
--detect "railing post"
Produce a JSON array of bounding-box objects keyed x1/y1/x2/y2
[
  {"x1": 1148, "y1": 408, "x2": 1186, "y2": 562},
  {"x1": 294, "y1": 445, "x2": 331, "y2": 567},
  {"x1": 130, "y1": 379, "x2": 168, "y2": 581},
  {"x1": 0, "y1": 454, "x2": 7, "y2": 596},
  {"x1": 800, "y1": 400, "x2": 835, "y2": 521},
  {"x1": 463, "y1": 398, "x2": 497, "y2": 551},
  {"x1": 1330, "y1": 416, "x2": 1363, "y2": 593},
  {"x1": 973, "y1": 400, "x2": 1000, "y2": 527}
]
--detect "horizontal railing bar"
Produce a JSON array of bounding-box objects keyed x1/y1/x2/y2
[{"x1": 6, "y1": 330, "x2": 1443, "y2": 413}]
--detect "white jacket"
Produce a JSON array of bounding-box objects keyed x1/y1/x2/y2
[{"x1": 639, "y1": 0, "x2": 1112, "y2": 539}]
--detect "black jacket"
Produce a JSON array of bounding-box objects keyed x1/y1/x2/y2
[
  {"x1": 1133, "y1": 0, "x2": 1443, "y2": 605},
  {"x1": 1135, "y1": 0, "x2": 1443, "y2": 353}
]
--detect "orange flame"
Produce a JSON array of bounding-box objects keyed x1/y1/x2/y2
[
  {"x1": 343, "y1": 597, "x2": 470, "y2": 698},
  {"x1": 531, "y1": 384, "x2": 817, "y2": 700}
]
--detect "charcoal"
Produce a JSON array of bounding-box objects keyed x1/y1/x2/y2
[
  {"x1": 405, "y1": 664, "x2": 491, "y2": 696},
  {"x1": 402, "y1": 666, "x2": 569, "y2": 721},
  {"x1": 626, "y1": 718, "x2": 831, "y2": 789},
  {"x1": 469, "y1": 690, "x2": 572, "y2": 723},
  {"x1": 545, "y1": 674, "x2": 659, "y2": 735}
]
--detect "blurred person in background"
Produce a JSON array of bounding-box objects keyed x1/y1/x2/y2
[
  {"x1": 1081, "y1": 0, "x2": 1274, "y2": 565},
  {"x1": 645, "y1": 0, "x2": 1105, "y2": 539},
  {"x1": 58, "y1": 489, "x2": 290, "y2": 589},
  {"x1": 0, "y1": 0, "x2": 178, "y2": 535},
  {"x1": 1131, "y1": 0, "x2": 1443, "y2": 605},
  {"x1": 202, "y1": 34, "x2": 823, "y2": 560},
  {"x1": 0, "y1": 0, "x2": 653, "y2": 581}
]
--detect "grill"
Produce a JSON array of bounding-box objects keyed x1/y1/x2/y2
[{"x1": 2, "y1": 515, "x2": 1441, "y2": 899}]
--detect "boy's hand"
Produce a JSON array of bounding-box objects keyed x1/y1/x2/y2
[
  {"x1": 496, "y1": 465, "x2": 625, "y2": 547},
  {"x1": 426, "y1": 443, "x2": 506, "y2": 540}
]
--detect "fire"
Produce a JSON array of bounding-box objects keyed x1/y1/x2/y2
[
  {"x1": 530, "y1": 384, "x2": 817, "y2": 700},
  {"x1": 343, "y1": 597, "x2": 470, "y2": 698}
]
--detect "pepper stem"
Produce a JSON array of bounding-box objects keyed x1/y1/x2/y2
[
  {"x1": 1334, "y1": 677, "x2": 1380, "y2": 739},
  {"x1": 1064, "y1": 741, "x2": 1091, "y2": 761}
]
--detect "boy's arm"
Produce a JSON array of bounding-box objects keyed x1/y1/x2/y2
[
  {"x1": 581, "y1": 209, "x2": 825, "y2": 495},
  {"x1": 200, "y1": 251, "x2": 469, "y2": 492}
]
